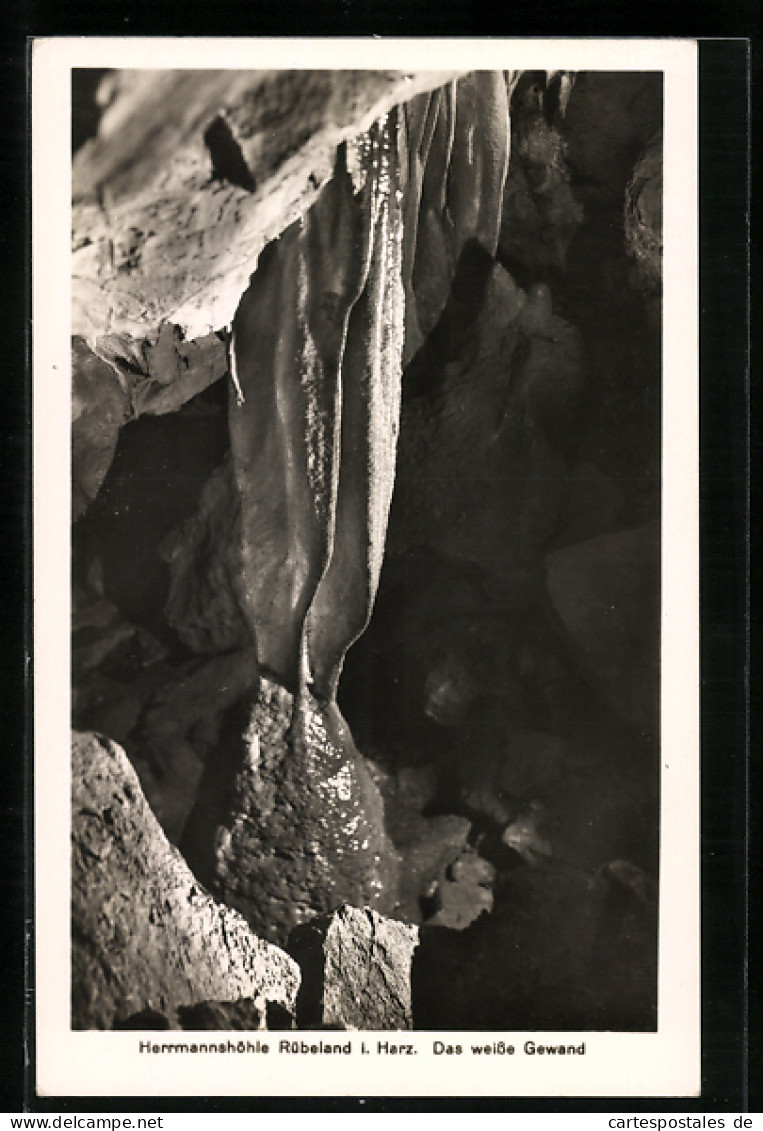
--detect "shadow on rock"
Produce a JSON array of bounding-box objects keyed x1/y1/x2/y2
[{"x1": 411, "y1": 858, "x2": 657, "y2": 1031}]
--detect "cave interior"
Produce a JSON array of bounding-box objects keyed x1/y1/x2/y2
[{"x1": 69, "y1": 66, "x2": 663, "y2": 1033}]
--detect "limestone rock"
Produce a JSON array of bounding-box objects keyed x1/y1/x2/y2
[
  {"x1": 176, "y1": 999, "x2": 275, "y2": 1030},
  {"x1": 401, "y1": 72, "x2": 511, "y2": 358},
  {"x1": 228, "y1": 113, "x2": 407, "y2": 700},
  {"x1": 501, "y1": 804, "x2": 554, "y2": 864},
  {"x1": 389, "y1": 264, "x2": 582, "y2": 579},
  {"x1": 561, "y1": 73, "x2": 663, "y2": 210},
  {"x1": 72, "y1": 331, "x2": 229, "y2": 519},
  {"x1": 426, "y1": 847, "x2": 496, "y2": 930},
  {"x1": 72, "y1": 69, "x2": 461, "y2": 346},
  {"x1": 393, "y1": 814, "x2": 472, "y2": 924},
  {"x1": 92, "y1": 327, "x2": 230, "y2": 421},
  {"x1": 289, "y1": 905, "x2": 419, "y2": 1030},
  {"x1": 129, "y1": 647, "x2": 259, "y2": 843},
  {"x1": 499, "y1": 73, "x2": 583, "y2": 277},
  {"x1": 159, "y1": 457, "x2": 251, "y2": 655},
  {"x1": 555, "y1": 462, "x2": 627, "y2": 548},
  {"x1": 181, "y1": 676, "x2": 400, "y2": 947},
  {"x1": 457, "y1": 730, "x2": 568, "y2": 829},
  {"x1": 71, "y1": 730, "x2": 300, "y2": 1029},
  {"x1": 71, "y1": 338, "x2": 130, "y2": 521},
  {"x1": 528, "y1": 718, "x2": 659, "y2": 876}
]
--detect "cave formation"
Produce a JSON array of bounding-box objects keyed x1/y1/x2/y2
[{"x1": 71, "y1": 67, "x2": 662, "y2": 1032}]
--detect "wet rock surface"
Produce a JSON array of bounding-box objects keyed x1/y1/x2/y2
[
  {"x1": 71, "y1": 731, "x2": 300, "y2": 1030},
  {"x1": 181, "y1": 677, "x2": 400, "y2": 948}
]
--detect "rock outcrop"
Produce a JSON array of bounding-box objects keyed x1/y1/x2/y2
[
  {"x1": 72, "y1": 69, "x2": 462, "y2": 346},
  {"x1": 71, "y1": 730, "x2": 300, "y2": 1029},
  {"x1": 388, "y1": 262, "x2": 583, "y2": 579},
  {"x1": 289, "y1": 905, "x2": 419, "y2": 1030},
  {"x1": 159, "y1": 456, "x2": 251, "y2": 655}
]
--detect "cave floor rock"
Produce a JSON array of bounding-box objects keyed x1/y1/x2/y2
[
  {"x1": 289, "y1": 905, "x2": 419, "y2": 1031},
  {"x1": 71, "y1": 730, "x2": 300, "y2": 1030}
]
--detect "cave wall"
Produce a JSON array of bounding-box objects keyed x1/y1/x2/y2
[
  {"x1": 72, "y1": 68, "x2": 464, "y2": 346},
  {"x1": 71, "y1": 67, "x2": 662, "y2": 1029}
]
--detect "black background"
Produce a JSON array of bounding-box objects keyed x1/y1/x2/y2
[{"x1": 0, "y1": 7, "x2": 754, "y2": 1115}]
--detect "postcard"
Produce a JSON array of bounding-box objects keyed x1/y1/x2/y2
[{"x1": 32, "y1": 37, "x2": 699, "y2": 1099}]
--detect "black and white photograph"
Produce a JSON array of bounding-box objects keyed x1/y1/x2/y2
[{"x1": 32, "y1": 38, "x2": 700, "y2": 1098}]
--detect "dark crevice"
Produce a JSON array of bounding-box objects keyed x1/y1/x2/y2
[{"x1": 203, "y1": 115, "x2": 257, "y2": 192}]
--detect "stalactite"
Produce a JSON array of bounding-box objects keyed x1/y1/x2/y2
[
  {"x1": 188, "y1": 76, "x2": 512, "y2": 940},
  {"x1": 229, "y1": 112, "x2": 404, "y2": 706},
  {"x1": 229, "y1": 75, "x2": 511, "y2": 712}
]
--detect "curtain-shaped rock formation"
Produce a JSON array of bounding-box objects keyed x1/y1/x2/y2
[
  {"x1": 188, "y1": 74, "x2": 511, "y2": 942},
  {"x1": 230, "y1": 73, "x2": 510, "y2": 711}
]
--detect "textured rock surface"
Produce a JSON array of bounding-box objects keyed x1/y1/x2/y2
[
  {"x1": 72, "y1": 331, "x2": 229, "y2": 520},
  {"x1": 72, "y1": 623, "x2": 258, "y2": 845},
  {"x1": 456, "y1": 729, "x2": 568, "y2": 828},
  {"x1": 72, "y1": 384, "x2": 230, "y2": 634},
  {"x1": 72, "y1": 69, "x2": 461, "y2": 347},
  {"x1": 561, "y1": 73, "x2": 663, "y2": 211},
  {"x1": 71, "y1": 730, "x2": 300, "y2": 1029},
  {"x1": 68, "y1": 70, "x2": 663, "y2": 1033},
  {"x1": 181, "y1": 677, "x2": 400, "y2": 947},
  {"x1": 72, "y1": 338, "x2": 131, "y2": 521},
  {"x1": 498, "y1": 72, "x2": 583, "y2": 279},
  {"x1": 130, "y1": 647, "x2": 259, "y2": 843},
  {"x1": 388, "y1": 263, "x2": 582, "y2": 579},
  {"x1": 159, "y1": 456, "x2": 251, "y2": 654},
  {"x1": 289, "y1": 905, "x2": 419, "y2": 1030},
  {"x1": 228, "y1": 115, "x2": 406, "y2": 701},
  {"x1": 176, "y1": 998, "x2": 279, "y2": 1030}
]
